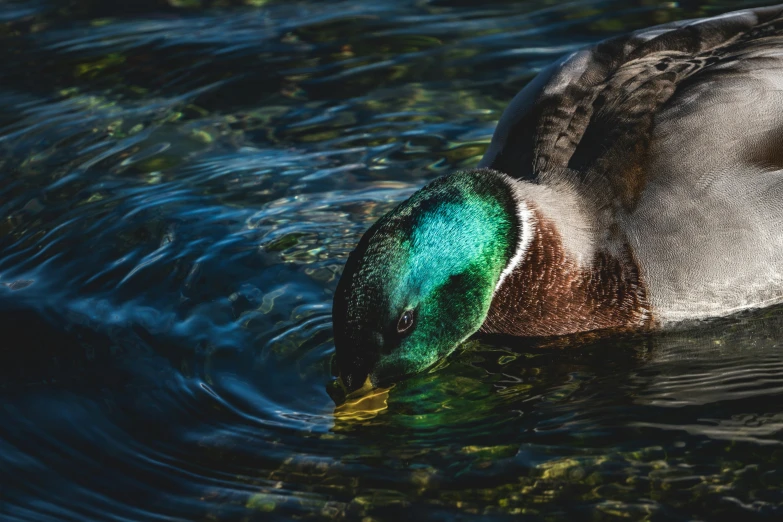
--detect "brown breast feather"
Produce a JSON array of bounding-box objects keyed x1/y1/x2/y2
[{"x1": 481, "y1": 208, "x2": 651, "y2": 337}]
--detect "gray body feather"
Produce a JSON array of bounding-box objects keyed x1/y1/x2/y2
[{"x1": 479, "y1": 6, "x2": 783, "y2": 322}]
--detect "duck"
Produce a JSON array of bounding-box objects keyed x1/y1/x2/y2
[{"x1": 332, "y1": 5, "x2": 783, "y2": 392}]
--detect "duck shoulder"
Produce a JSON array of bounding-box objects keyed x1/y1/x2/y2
[{"x1": 479, "y1": 5, "x2": 783, "y2": 211}]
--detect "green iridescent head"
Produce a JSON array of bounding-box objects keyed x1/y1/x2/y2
[{"x1": 332, "y1": 169, "x2": 519, "y2": 392}]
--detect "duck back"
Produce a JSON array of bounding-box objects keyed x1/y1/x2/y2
[{"x1": 480, "y1": 5, "x2": 783, "y2": 323}]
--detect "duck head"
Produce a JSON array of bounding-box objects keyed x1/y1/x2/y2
[{"x1": 332, "y1": 169, "x2": 521, "y2": 392}]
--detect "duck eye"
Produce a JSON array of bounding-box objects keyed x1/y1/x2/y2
[{"x1": 396, "y1": 310, "x2": 415, "y2": 335}]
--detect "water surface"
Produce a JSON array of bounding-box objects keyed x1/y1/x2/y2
[{"x1": 2, "y1": 0, "x2": 782, "y2": 520}]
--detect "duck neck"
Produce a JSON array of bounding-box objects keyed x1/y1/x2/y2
[{"x1": 482, "y1": 181, "x2": 651, "y2": 337}]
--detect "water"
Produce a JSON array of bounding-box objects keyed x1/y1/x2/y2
[{"x1": 1, "y1": 0, "x2": 781, "y2": 520}]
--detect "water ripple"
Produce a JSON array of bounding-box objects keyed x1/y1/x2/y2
[{"x1": 3, "y1": 0, "x2": 783, "y2": 520}]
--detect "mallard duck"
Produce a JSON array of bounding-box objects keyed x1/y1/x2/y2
[{"x1": 332, "y1": 5, "x2": 783, "y2": 391}]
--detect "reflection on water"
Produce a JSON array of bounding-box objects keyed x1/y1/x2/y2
[{"x1": 1, "y1": 0, "x2": 781, "y2": 520}]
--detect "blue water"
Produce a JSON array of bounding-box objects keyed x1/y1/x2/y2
[{"x1": 2, "y1": 0, "x2": 783, "y2": 520}]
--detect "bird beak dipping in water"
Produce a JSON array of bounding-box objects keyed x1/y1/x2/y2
[{"x1": 327, "y1": 374, "x2": 393, "y2": 420}]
